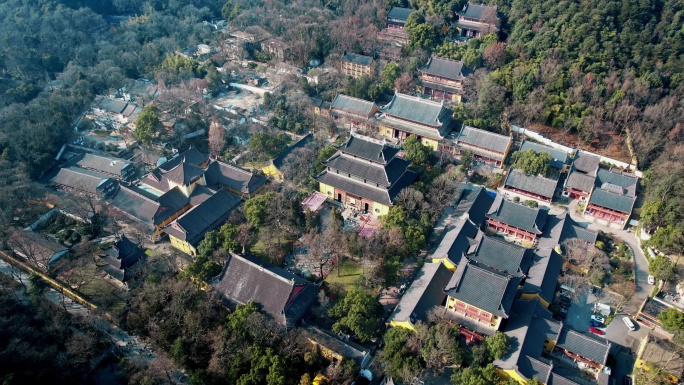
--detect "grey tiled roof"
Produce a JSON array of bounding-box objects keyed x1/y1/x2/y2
[
  {"x1": 456, "y1": 125, "x2": 512, "y2": 155},
  {"x1": 114, "y1": 234, "x2": 144, "y2": 269},
  {"x1": 338, "y1": 135, "x2": 399, "y2": 163},
  {"x1": 97, "y1": 97, "x2": 128, "y2": 113},
  {"x1": 381, "y1": 93, "x2": 451, "y2": 128},
  {"x1": 331, "y1": 94, "x2": 377, "y2": 117},
  {"x1": 272, "y1": 133, "x2": 313, "y2": 169},
  {"x1": 589, "y1": 188, "x2": 636, "y2": 214},
  {"x1": 204, "y1": 160, "x2": 267, "y2": 195},
  {"x1": 301, "y1": 324, "x2": 368, "y2": 365},
  {"x1": 458, "y1": 2, "x2": 498, "y2": 21},
  {"x1": 421, "y1": 56, "x2": 465, "y2": 80},
  {"x1": 376, "y1": 115, "x2": 448, "y2": 140},
  {"x1": 341, "y1": 52, "x2": 373, "y2": 66},
  {"x1": 388, "y1": 262, "x2": 453, "y2": 325},
  {"x1": 214, "y1": 253, "x2": 317, "y2": 326},
  {"x1": 572, "y1": 152, "x2": 600, "y2": 175},
  {"x1": 595, "y1": 169, "x2": 638, "y2": 196},
  {"x1": 316, "y1": 171, "x2": 392, "y2": 205},
  {"x1": 387, "y1": 168, "x2": 419, "y2": 200},
  {"x1": 444, "y1": 260, "x2": 520, "y2": 318},
  {"x1": 50, "y1": 167, "x2": 116, "y2": 194},
  {"x1": 156, "y1": 188, "x2": 192, "y2": 223},
  {"x1": 520, "y1": 141, "x2": 569, "y2": 169},
  {"x1": 164, "y1": 161, "x2": 205, "y2": 186},
  {"x1": 556, "y1": 328, "x2": 611, "y2": 365},
  {"x1": 588, "y1": 169, "x2": 638, "y2": 213},
  {"x1": 517, "y1": 355, "x2": 552, "y2": 384},
  {"x1": 99, "y1": 234, "x2": 144, "y2": 282},
  {"x1": 562, "y1": 223, "x2": 598, "y2": 245},
  {"x1": 539, "y1": 212, "x2": 597, "y2": 248},
  {"x1": 387, "y1": 6, "x2": 415, "y2": 22},
  {"x1": 316, "y1": 165, "x2": 417, "y2": 206},
  {"x1": 8, "y1": 230, "x2": 67, "y2": 262},
  {"x1": 470, "y1": 235, "x2": 532, "y2": 276},
  {"x1": 487, "y1": 196, "x2": 548, "y2": 234},
  {"x1": 565, "y1": 171, "x2": 595, "y2": 193},
  {"x1": 504, "y1": 169, "x2": 559, "y2": 199},
  {"x1": 452, "y1": 19, "x2": 499, "y2": 32},
  {"x1": 453, "y1": 184, "x2": 495, "y2": 226},
  {"x1": 323, "y1": 154, "x2": 411, "y2": 187},
  {"x1": 107, "y1": 185, "x2": 158, "y2": 229},
  {"x1": 495, "y1": 297, "x2": 561, "y2": 381},
  {"x1": 429, "y1": 219, "x2": 480, "y2": 267},
  {"x1": 69, "y1": 153, "x2": 133, "y2": 178},
  {"x1": 163, "y1": 189, "x2": 240, "y2": 246},
  {"x1": 522, "y1": 248, "x2": 564, "y2": 305},
  {"x1": 548, "y1": 372, "x2": 582, "y2": 385},
  {"x1": 159, "y1": 147, "x2": 209, "y2": 171}
]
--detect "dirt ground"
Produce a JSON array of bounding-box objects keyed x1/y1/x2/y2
[{"x1": 528, "y1": 123, "x2": 631, "y2": 162}]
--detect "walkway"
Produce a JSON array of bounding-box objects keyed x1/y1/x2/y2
[{"x1": 0, "y1": 252, "x2": 181, "y2": 379}]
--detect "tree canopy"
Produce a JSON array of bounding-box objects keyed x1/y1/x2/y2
[
  {"x1": 649, "y1": 256, "x2": 677, "y2": 282},
  {"x1": 135, "y1": 105, "x2": 162, "y2": 144},
  {"x1": 403, "y1": 136, "x2": 432, "y2": 165},
  {"x1": 511, "y1": 149, "x2": 552, "y2": 176},
  {"x1": 658, "y1": 308, "x2": 684, "y2": 341},
  {"x1": 328, "y1": 286, "x2": 383, "y2": 342}
]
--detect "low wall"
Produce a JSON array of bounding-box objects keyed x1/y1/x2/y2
[
  {"x1": 512, "y1": 125, "x2": 642, "y2": 177},
  {"x1": 228, "y1": 82, "x2": 271, "y2": 96}
]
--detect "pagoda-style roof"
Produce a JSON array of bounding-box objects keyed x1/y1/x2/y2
[{"x1": 420, "y1": 56, "x2": 465, "y2": 81}]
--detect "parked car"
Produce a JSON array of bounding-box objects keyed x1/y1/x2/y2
[
  {"x1": 589, "y1": 326, "x2": 605, "y2": 335},
  {"x1": 648, "y1": 275, "x2": 656, "y2": 285},
  {"x1": 590, "y1": 320, "x2": 604, "y2": 328},
  {"x1": 623, "y1": 316, "x2": 636, "y2": 331},
  {"x1": 591, "y1": 314, "x2": 606, "y2": 323},
  {"x1": 589, "y1": 286, "x2": 596, "y2": 294}
]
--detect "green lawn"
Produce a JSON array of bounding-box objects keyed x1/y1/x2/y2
[
  {"x1": 324, "y1": 258, "x2": 363, "y2": 292},
  {"x1": 251, "y1": 238, "x2": 292, "y2": 263},
  {"x1": 79, "y1": 278, "x2": 126, "y2": 314}
]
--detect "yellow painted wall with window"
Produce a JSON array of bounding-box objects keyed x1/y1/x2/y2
[
  {"x1": 521, "y1": 293, "x2": 550, "y2": 308},
  {"x1": 445, "y1": 296, "x2": 502, "y2": 330},
  {"x1": 319, "y1": 181, "x2": 390, "y2": 215},
  {"x1": 389, "y1": 319, "x2": 415, "y2": 331},
  {"x1": 421, "y1": 137, "x2": 439, "y2": 150},
  {"x1": 431, "y1": 256, "x2": 457, "y2": 271},
  {"x1": 170, "y1": 235, "x2": 197, "y2": 256},
  {"x1": 497, "y1": 368, "x2": 530, "y2": 385}
]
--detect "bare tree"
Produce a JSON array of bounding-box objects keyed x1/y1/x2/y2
[
  {"x1": 563, "y1": 238, "x2": 610, "y2": 272},
  {"x1": 208, "y1": 119, "x2": 227, "y2": 158},
  {"x1": 59, "y1": 242, "x2": 99, "y2": 292},
  {"x1": 7, "y1": 229, "x2": 57, "y2": 271}
]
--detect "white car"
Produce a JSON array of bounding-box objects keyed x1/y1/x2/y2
[
  {"x1": 648, "y1": 275, "x2": 656, "y2": 285},
  {"x1": 591, "y1": 314, "x2": 606, "y2": 324}
]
